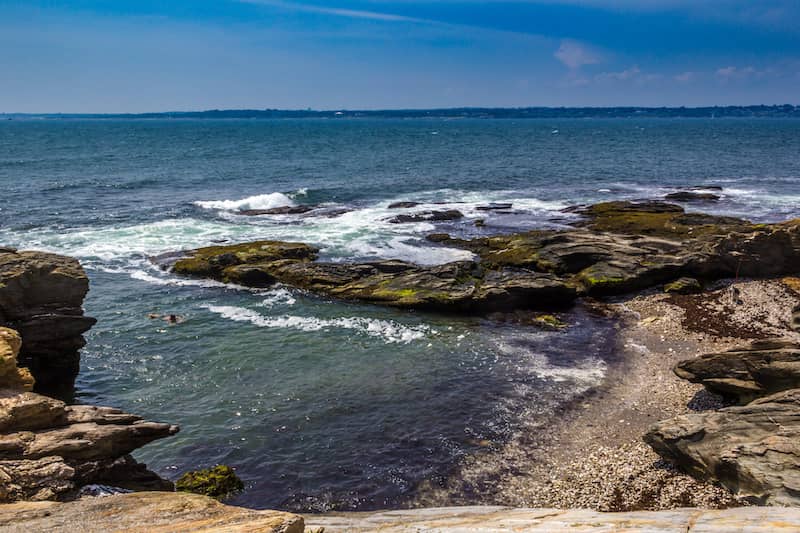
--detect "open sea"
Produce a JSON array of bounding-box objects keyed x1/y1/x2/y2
[{"x1": 1, "y1": 117, "x2": 799, "y2": 511}]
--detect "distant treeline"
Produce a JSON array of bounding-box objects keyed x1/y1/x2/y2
[{"x1": 4, "y1": 105, "x2": 800, "y2": 119}]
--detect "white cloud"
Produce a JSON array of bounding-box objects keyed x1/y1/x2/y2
[
  {"x1": 554, "y1": 39, "x2": 601, "y2": 69},
  {"x1": 238, "y1": 0, "x2": 430, "y2": 23}
]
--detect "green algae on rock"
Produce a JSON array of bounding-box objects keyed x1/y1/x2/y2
[
  {"x1": 664, "y1": 277, "x2": 702, "y2": 295},
  {"x1": 176, "y1": 465, "x2": 245, "y2": 499}
]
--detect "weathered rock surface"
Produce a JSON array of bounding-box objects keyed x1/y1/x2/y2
[
  {"x1": 305, "y1": 506, "x2": 800, "y2": 532},
  {"x1": 644, "y1": 388, "x2": 800, "y2": 505},
  {"x1": 0, "y1": 491, "x2": 304, "y2": 533},
  {"x1": 0, "y1": 327, "x2": 177, "y2": 502},
  {"x1": 0, "y1": 250, "x2": 96, "y2": 399},
  {"x1": 674, "y1": 339, "x2": 800, "y2": 403},
  {"x1": 168, "y1": 202, "x2": 800, "y2": 313}
]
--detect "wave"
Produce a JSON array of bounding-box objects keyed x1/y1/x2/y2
[
  {"x1": 203, "y1": 305, "x2": 432, "y2": 344},
  {"x1": 194, "y1": 192, "x2": 295, "y2": 211}
]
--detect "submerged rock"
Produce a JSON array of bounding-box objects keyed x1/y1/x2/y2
[
  {"x1": 387, "y1": 201, "x2": 421, "y2": 209},
  {"x1": 0, "y1": 250, "x2": 96, "y2": 400},
  {"x1": 239, "y1": 205, "x2": 315, "y2": 216},
  {"x1": 674, "y1": 339, "x2": 800, "y2": 404},
  {"x1": 476, "y1": 203, "x2": 513, "y2": 211},
  {"x1": 388, "y1": 209, "x2": 464, "y2": 224},
  {"x1": 176, "y1": 465, "x2": 245, "y2": 499},
  {"x1": 644, "y1": 388, "x2": 800, "y2": 505},
  {"x1": 665, "y1": 192, "x2": 720, "y2": 202},
  {"x1": 0, "y1": 491, "x2": 304, "y2": 533}
]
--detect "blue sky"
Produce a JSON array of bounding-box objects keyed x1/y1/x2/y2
[{"x1": 2, "y1": 0, "x2": 799, "y2": 112}]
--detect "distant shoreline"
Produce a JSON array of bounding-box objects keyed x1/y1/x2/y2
[{"x1": 2, "y1": 104, "x2": 799, "y2": 120}]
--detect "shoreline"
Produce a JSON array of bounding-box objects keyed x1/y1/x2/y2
[{"x1": 414, "y1": 277, "x2": 800, "y2": 511}]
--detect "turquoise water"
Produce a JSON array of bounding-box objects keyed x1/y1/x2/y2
[{"x1": 1, "y1": 118, "x2": 799, "y2": 510}]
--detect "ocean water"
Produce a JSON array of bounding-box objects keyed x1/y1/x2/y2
[{"x1": 1, "y1": 117, "x2": 799, "y2": 511}]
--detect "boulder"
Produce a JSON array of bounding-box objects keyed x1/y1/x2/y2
[
  {"x1": 0, "y1": 250, "x2": 96, "y2": 399},
  {"x1": 476, "y1": 203, "x2": 513, "y2": 211},
  {"x1": 644, "y1": 388, "x2": 800, "y2": 505},
  {"x1": 388, "y1": 210, "x2": 464, "y2": 224},
  {"x1": 674, "y1": 339, "x2": 800, "y2": 404}
]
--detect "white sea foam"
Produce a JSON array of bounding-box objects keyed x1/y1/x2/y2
[
  {"x1": 129, "y1": 270, "x2": 242, "y2": 290},
  {"x1": 258, "y1": 288, "x2": 297, "y2": 308},
  {"x1": 194, "y1": 192, "x2": 294, "y2": 211},
  {"x1": 204, "y1": 305, "x2": 432, "y2": 344}
]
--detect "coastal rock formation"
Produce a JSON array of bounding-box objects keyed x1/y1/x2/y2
[
  {"x1": 674, "y1": 339, "x2": 800, "y2": 403},
  {"x1": 644, "y1": 388, "x2": 800, "y2": 505},
  {"x1": 0, "y1": 249, "x2": 96, "y2": 399},
  {"x1": 0, "y1": 327, "x2": 178, "y2": 502},
  {"x1": 167, "y1": 202, "x2": 800, "y2": 313},
  {"x1": 0, "y1": 491, "x2": 304, "y2": 533}
]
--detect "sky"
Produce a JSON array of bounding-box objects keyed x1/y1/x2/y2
[{"x1": 1, "y1": 0, "x2": 799, "y2": 112}]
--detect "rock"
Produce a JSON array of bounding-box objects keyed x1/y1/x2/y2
[
  {"x1": 0, "y1": 250, "x2": 96, "y2": 400},
  {"x1": 238, "y1": 205, "x2": 315, "y2": 216},
  {"x1": 387, "y1": 201, "x2": 420, "y2": 209},
  {"x1": 476, "y1": 203, "x2": 513, "y2": 211},
  {"x1": 176, "y1": 465, "x2": 245, "y2": 499},
  {"x1": 0, "y1": 491, "x2": 304, "y2": 533},
  {"x1": 168, "y1": 203, "x2": 800, "y2": 314},
  {"x1": 474, "y1": 218, "x2": 486, "y2": 227},
  {"x1": 0, "y1": 328, "x2": 178, "y2": 502},
  {"x1": 793, "y1": 304, "x2": 800, "y2": 333},
  {"x1": 306, "y1": 506, "x2": 800, "y2": 532},
  {"x1": 0, "y1": 329, "x2": 33, "y2": 392},
  {"x1": 665, "y1": 192, "x2": 720, "y2": 202},
  {"x1": 644, "y1": 388, "x2": 800, "y2": 505},
  {"x1": 664, "y1": 277, "x2": 702, "y2": 294},
  {"x1": 689, "y1": 185, "x2": 724, "y2": 191},
  {"x1": 388, "y1": 210, "x2": 464, "y2": 224},
  {"x1": 674, "y1": 339, "x2": 800, "y2": 403}
]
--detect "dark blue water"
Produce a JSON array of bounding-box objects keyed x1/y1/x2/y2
[{"x1": 1, "y1": 118, "x2": 798, "y2": 510}]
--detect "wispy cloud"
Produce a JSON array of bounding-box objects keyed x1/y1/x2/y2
[
  {"x1": 238, "y1": 0, "x2": 430, "y2": 23},
  {"x1": 554, "y1": 39, "x2": 601, "y2": 69}
]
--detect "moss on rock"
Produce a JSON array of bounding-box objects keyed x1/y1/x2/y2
[{"x1": 176, "y1": 465, "x2": 244, "y2": 499}]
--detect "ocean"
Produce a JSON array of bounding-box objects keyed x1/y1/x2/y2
[{"x1": 1, "y1": 117, "x2": 799, "y2": 511}]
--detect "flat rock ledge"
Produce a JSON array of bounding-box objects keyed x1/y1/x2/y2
[
  {"x1": 165, "y1": 201, "x2": 800, "y2": 314},
  {"x1": 305, "y1": 506, "x2": 800, "y2": 532},
  {"x1": 0, "y1": 491, "x2": 304, "y2": 533}
]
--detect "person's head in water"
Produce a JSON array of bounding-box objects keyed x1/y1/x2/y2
[{"x1": 168, "y1": 314, "x2": 178, "y2": 323}]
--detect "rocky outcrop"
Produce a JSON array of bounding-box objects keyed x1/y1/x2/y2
[
  {"x1": 0, "y1": 491, "x2": 304, "y2": 533},
  {"x1": 644, "y1": 388, "x2": 800, "y2": 505},
  {"x1": 674, "y1": 339, "x2": 800, "y2": 403},
  {"x1": 665, "y1": 191, "x2": 720, "y2": 202},
  {"x1": 0, "y1": 327, "x2": 177, "y2": 502},
  {"x1": 0, "y1": 250, "x2": 96, "y2": 399},
  {"x1": 664, "y1": 277, "x2": 702, "y2": 294},
  {"x1": 166, "y1": 202, "x2": 800, "y2": 314}
]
